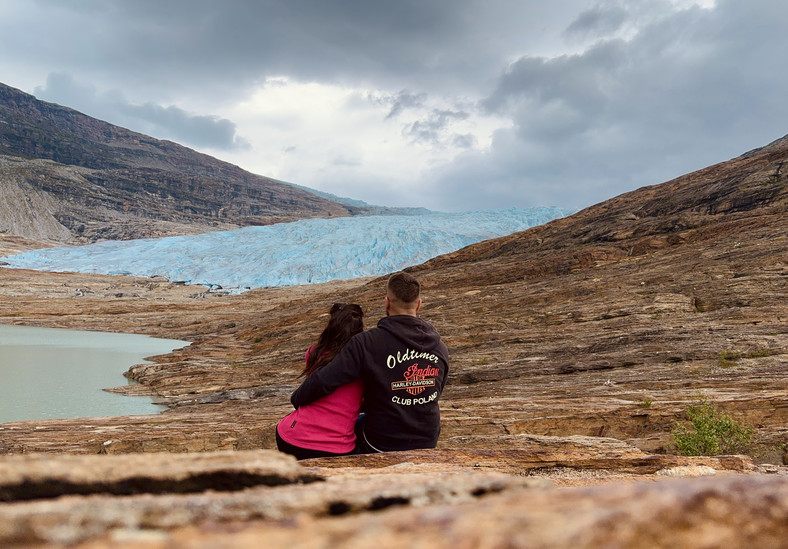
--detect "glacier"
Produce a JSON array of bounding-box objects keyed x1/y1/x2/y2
[{"x1": 0, "y1": 208, "x2": 570, "y2": 290}]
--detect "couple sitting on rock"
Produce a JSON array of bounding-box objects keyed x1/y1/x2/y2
[{"x1": 276, "y1": 272, "x2": 450, "y2": 459}]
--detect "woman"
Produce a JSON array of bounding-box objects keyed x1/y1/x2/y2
[{"x1": 276, "y1": 302, "x2": 364, "y2": 459}]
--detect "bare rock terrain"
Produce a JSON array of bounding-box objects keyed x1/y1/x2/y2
[
  {"x1": 0, "y1": 449, "x2": 785, "y2": 548},
  {"x1": 0, "y1": 134, "x2": 786, "y2": 546}
]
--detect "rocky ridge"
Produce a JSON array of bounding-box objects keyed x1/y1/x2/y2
[
  {"x1": 0, "y1": 447, "x2": 784, "y2": 547},
  {"x1": 0, "y1": 82, "x2": 354, "y2": 243},
  {"x1": 0, "y1": 134, "x2": 786, "y2": 546}
]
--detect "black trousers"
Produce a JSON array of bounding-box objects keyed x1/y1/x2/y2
[
  {"x1": 275, "y1": 430, "x2": 354, "y2": 460},
  {"x1": 353, "y1": 414, "x2": 383, "y2": 454}
]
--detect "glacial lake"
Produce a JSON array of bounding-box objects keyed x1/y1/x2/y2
[{"x1": 0, "y1": 324, "x2": 188, "y2": 424}]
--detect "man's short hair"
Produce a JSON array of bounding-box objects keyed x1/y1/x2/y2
[{"x1": 387, "y1": 272, "x2": 420, "y2": 304}]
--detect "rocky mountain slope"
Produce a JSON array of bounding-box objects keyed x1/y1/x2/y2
[
  {"x1": 0, "y1": 134, "x2": 786, "y2": 547},
  {"x1": 0, "y1": 82, "x2": 354, "y2": 243}
]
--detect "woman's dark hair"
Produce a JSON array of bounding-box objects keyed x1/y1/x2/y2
[{"x1": 301, "y1": 303, "x2": 364, "y2": 378}]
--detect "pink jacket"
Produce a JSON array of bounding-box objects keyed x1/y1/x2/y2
[{"x1": 276, "y1": 348, "x2": 363, "y2": 453}]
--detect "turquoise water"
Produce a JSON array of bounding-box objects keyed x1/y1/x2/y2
[{"x1": 0, "y1": 324, "x2": 188, "y2": 424}]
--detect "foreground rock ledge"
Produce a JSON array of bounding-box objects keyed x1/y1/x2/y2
[
  {"x1": 0, "y1": 448, "x2": 784, "y2": 548},
  {"x1": 0, "y1": 449, "x2": 541, "y2": 547},
  {"x1": 0, "y1": 450, "x2": 319, "y2": 502},
  {"x1": 102, "y1": 474, "x2": 784, "y2": 549}
]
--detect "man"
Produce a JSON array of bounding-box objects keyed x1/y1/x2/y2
[{"x1": 290, "y1": 271, "x2": 450, "y2": 453}]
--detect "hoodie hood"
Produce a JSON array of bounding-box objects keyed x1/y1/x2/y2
[{"x1": 377, "y1": 315, "x2": 448, "y2": 360}]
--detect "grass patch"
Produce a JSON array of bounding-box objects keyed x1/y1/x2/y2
[
  {"x1": 718, "y1": 348, "x2": 772, "y2": 368},
  {"x1": 718, "y1": 351, "x2": 739, "y2": 368},
  {"x1": 746, "y1": 349, "x2": 772, "y2": 358},
  {"x1": 671, "y1": 396, "x2": 753, "y2": 456}
]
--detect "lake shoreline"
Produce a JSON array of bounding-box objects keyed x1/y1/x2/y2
[{"x1": 0, "y1": 324, "x2": 188, "y2": 424}]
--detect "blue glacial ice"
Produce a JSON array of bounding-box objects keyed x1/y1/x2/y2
[{"x1": 1, "y1": 208, "x2": 570, "y2": 290}]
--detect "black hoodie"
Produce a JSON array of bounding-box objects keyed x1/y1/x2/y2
[{"x1": 290, "y1": 314, "x2": 450, "y2": 451}]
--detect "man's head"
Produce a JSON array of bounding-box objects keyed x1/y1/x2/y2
[{"x1": 385, "y1": 272, "x2": 422, "y2": 316}]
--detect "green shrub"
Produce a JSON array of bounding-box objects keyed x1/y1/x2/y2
[
  {"x1": 718, "y1": 350, "x2": 740, "y2": 368},
  {"x1": 718, "y1": 348, "x2": 772, "y2": 367},
  {"x1": 671, "y1": 397, "x2": 753, "y2": 456},
  {"x1": 746, "y1": 349, "x2": 772, "y2": 358}
]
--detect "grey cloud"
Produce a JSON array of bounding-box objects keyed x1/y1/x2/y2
[
  {"x1": 451, "y1": 134, "x2": 477, "y2": 150},
  {"x1": 425, "y1": 0, "x2": 788, "y2": 211},
  {"x1": 117, "y1": 103, "x2": 250, "y2": 150},
  {"x1": 34, "y1": 73, "x2": 97, "y2": 110},
  {"x1": 383, "y1": 90, "x2": 428, "y2": 119},
  {"x1": 331, "y1": 155, "x2": 362, "y2": 167},
  {"x1": 6, "y1": 0, "x2": 589, "y2": 100},
  {"x1": 482, "y1": 39, "x2": 626, "y2": 116},
  {"x1": 19, "y1": 0, "x2": 469, "y2": 95},
  {"x1": 404, "y1": 109, "x2": 470, "y2": 145},
  {"x1": 564, "y1": 4, "x2": 629, "y2": 39},
  {"x1": 34, "y1": 72, "x2": 249, "y2": 151}
]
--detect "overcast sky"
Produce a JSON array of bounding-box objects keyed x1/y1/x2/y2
[{"x1": 1, "y1": 0, "x2": 786, "y2": 212}]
